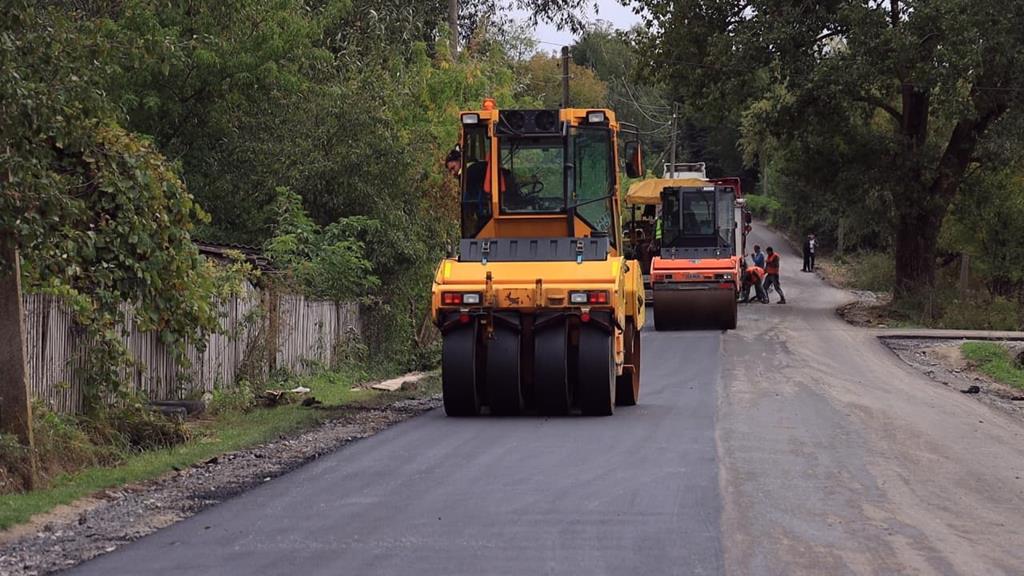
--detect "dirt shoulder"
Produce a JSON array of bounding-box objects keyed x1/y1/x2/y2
[
  {"x1": 881, "y1": 338, "x2": 1024, "y2": 421},
  {"x1": 0, "y1": 393, "x2": 440, "y2": 576}
]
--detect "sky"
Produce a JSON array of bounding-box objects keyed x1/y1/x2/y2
[{"x1": 509, "y1": 0, "x2": 643, "y2": 50}]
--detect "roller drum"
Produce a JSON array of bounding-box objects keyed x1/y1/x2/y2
[{"x1": 652, "y1": 287, "x2": 737, "y2": 331}]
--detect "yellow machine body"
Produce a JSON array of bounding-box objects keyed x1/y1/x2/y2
[{"x1": 431, "y1": 104, "x2": 644, "y2": 416}]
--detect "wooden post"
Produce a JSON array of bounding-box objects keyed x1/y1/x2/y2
[
  {"x1": 959, "y1": 253, "x2": 970, "y2": 297},
  {"x1": 669, "y1": 102, "x2": 678, "y2": 176},
  {"x1": 448, "y1": 0, "x2": 458, "y2": 56},
  {"x1": 265, "y1": 283, "x2": 279, "y2": 373},
  {"x1": 560, "y1": 46, "x2": 570, "y2": 109},
  {"x1": 0, "y1": 234, "x2": 38, "y2": 489}
]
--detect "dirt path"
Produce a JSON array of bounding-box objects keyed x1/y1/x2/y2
[{"x1": 719, "y1": 226, "x2": 1024, "y2": 575}]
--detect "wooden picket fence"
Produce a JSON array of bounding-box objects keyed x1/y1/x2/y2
[{"x1": 22, "y1": 284, "x2": 360, "y2": 414}]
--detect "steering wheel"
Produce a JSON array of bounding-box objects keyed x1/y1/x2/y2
[{"x1": 521, "y1": 177, "x2": 544, "y2": 198}]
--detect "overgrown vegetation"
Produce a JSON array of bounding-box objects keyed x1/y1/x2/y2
[
  {"x1": 636, "y1": 0, "x2": 1024, "y2": 326},
  {"x1": 961, "y1": 342, "x2": 1024, "y2": 390},
  {"x1": 829, "y1": 251, "x2": 1022, "y2": 330},
  {"x1": 0, "y1": 368, "x2": 440, "y2": 527}
]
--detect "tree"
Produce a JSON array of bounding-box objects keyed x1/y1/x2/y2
[
  {"x1": 636, "y1": 0, "x2": 1024, "y2": 300},
  {"x1": 516, "y1": 52, "x2": 608, "y2": 108},
  {"x1": 1, "y1": 3, "x2": 233, "y2": 409}
]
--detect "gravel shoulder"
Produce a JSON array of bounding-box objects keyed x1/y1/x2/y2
[
  {"x1": 0, "y1": 395, "x2": 440, "y2": 576},
  {"x1": 882, "y1": 338, "x2": 1024, "y2": 421}
]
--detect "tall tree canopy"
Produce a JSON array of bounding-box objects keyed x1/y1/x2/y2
[{"x1": 637, "y1": 0, "x2": 1024, "y2": 299}]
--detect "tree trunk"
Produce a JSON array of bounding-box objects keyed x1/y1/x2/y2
[
  {"x1": 891, "y1": 93, "x2": 1008, "y2": 301},
  {"x1": 893, "y1": 201, "x2": 943, "y2": 299}
]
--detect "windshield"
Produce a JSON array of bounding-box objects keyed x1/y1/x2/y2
[
  {"x1": 663, "y1": 188, "x2": 717, "y2": 246},
  {"x1": 573, "y1": 127, "x2": 615, "y2": 240},
  {"x1": 499, "y1": 137, "x2": 565, "y2": 213}
]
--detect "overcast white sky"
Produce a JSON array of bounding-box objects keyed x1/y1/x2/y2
[{"x1": 509, "y1": 0, "x2": 643, "y2": 51}]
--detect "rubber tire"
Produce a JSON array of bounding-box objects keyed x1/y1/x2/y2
[
  {"x1": 578, "y1": 326, "x2": 615, "y2": 416},
  {"x1": 486, "y1": 323, "x2": 523, "y2": 415},
  {"x1": 441, "y1": 323, "x2": 481, "y2": 417},
  {"x1": 615, "y1": 320, "x2": 640, "y2": 406},
  {"x1": 534, "y1": 320, "x2": 570, "y2": 416}
]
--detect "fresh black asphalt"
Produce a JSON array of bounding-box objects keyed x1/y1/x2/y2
[{"x1": 69, "y1": 329, "x2": 724, "y2": 576}]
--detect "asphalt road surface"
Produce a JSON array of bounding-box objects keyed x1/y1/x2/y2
[{"x1": 71, "y1": 226, "x2": 1024, "y2": 576}]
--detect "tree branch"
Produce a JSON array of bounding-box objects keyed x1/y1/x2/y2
[{"x1": 852, "y1": 93, "x2": 902, "y2": 123}]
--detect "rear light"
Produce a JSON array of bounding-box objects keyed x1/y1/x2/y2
[
  {"x1": 569, "y1": 291, "x2": 609, "y2": 305},
  {"x1": 717, "y1": 282, "x2": 734, "y2": 290},
  {"x1": 580, "y1": 311, "x2": 591, "y2": 322},
  {"x1": 441, "y1": 292, "x2": 482, "y2": 306}
]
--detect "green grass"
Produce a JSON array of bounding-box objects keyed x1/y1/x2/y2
[
  {"x1": 961, "y1": 342, "x2": 1024, "y2": 390},
  {"x1": 0, "y1": 370, "x2": 438, "y2": 530}
]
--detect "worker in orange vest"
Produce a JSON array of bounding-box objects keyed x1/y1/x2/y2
[
  {"x1": 763, "y1": 246, "x2": 787, "y2": 304},
  {"x1": 740, "y1": 261, "x2": 768, "y2": 303}
]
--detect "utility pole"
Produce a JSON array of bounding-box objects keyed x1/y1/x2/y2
[
  {"x1": 0, "y1": 232, "x2": 37, "y2": 490},
  {"x1": 669, "y1": 102, "x2": 679, "y2": 176},
  {"x1": 560, "y1": 46, "x2": 570, "y2": 109},
  {"x1": 448, "y1": 0, "x2": 458, "y2": 56}
]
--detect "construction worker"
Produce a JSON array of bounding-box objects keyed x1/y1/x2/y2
[
  {"x1": 808, "y1": 233, "x2": 817, "y2": 271},
  {"x1": 653, "y1": 205, "x2": 663, "y2": 248},
  {"x1": 740, "y1": 262, "x2": 767, "y2": 303},
  {"x1": 445, "y1": 146, "x2": 461, "y2": 178},
  {"x1": 763, "y1": 246, "x2": 787, "y2": 304},
  {"x1": 802, "y1": 234, "x2": 812, "y2": 272},
  {"x1": 751, "y1": 244, "x2": 765, "y2": 269}
]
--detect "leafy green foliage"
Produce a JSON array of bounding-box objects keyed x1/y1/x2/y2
[
  {"x1": 636, "y1": 0, "x2": 1024, "y2": 297},
  {"x1": 841, "y1": 252, "x2": 896, "y2": 293},
  {"x1": 743, "y1": 194, "x2": 781, "y2": 222},
  {"x1": 265, "y1": 188, "x2": 379, "y2": 300},
  {"x1": 516, "y1": 52, "x2": 608, "y2": 108},
  {"x1": 2, "y1": 4, "x2": 248, "y2": 410}
]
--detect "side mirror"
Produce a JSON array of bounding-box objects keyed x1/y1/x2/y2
[
  {"x1": 625, "y1": 141, "x2": 643, "y2": 179},
  {"x1": 744, "y1": 211, "x2": 753, "y2": 224}
]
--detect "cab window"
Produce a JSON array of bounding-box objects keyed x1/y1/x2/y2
[{"x1": 499, "y1": 137, "x2": 565, "y2": 213}]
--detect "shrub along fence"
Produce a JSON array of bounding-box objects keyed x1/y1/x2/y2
[{"x1": 22, "y1": 284, "x2": 360, "y2": 414}]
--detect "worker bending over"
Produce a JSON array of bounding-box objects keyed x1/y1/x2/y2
[{"x1": 740, "y1": 263, "x2": 768, "y2": 303}]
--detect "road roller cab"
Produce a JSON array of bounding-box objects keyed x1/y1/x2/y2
[
  {"x1": 628, "y1": 178, "x2": 749, "y2": 330},
  {"x1": 431, "y1": 101, "x2": 646, "y2": 417}
]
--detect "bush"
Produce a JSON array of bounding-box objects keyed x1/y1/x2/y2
[
  {"x1": 85, "y1": 404, "x2": 190, "y2": 454},
  {"x1": 0, "y1": 404, "x2": 122, "y2": 493},
  {"x1": 744, "y1": 194, "x2": 782, "y2": 221},
  {"x1": 844, "y1": 252, "x2": 895, "y2": 292},
  {"x1": 961, "y1": 342, "x2": 1024, "y2": 389},
  {"x1": 936, "y1": 295, "x2": 1023, "y2": 331},
  {"x1": 208, "y1": 381, "x2": 257, "y2": 416}
]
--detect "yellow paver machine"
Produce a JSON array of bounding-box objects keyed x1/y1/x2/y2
[
  {"x1": 431, "y1": 100, "x2": 645, "y2": 416},
  {"x1": 625, "y1": 174, "x2": 750, "y2": 330}
]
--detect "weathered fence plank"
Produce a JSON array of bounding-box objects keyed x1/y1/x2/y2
[{"x1": 21, "y1": 285, "x2": 359, "y2": 413}]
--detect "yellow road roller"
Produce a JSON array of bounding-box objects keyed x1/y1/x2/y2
[{"x1": 431, "y1": 100, "x2": 645, "y2": 416}]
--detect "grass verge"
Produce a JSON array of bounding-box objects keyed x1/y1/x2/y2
[
  {"x1": 961, "y1": 342, "x2": 1024, "y2": 390},
  {"x1": 0, "y1": 370, "x2": 438, "y2": 531}
]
